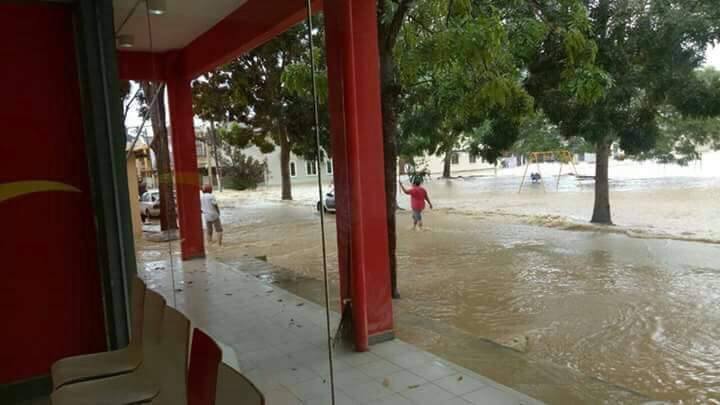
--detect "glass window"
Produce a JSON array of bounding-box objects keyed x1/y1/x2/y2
[
  {"x1": 290, "y1": 161, "x2": 297, "y2": 177},
  {"x1": 469, "y1": 154, "x2": 477, "y2": 164},
  {"x1": 306, "y1": 160, "x2": 317, "y2": 176},
  {"x1": 326, "y1": 160, "x2": 333, "y2": 175},
  {"x1": 451, "y1": 152, "x2": 460, "y2": 165},
  {"x1": 196, "y1": 140, "x2": 207, "y2": 157}
]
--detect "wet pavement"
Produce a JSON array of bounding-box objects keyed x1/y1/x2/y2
[
  {"x1": 139, "y1": 156, "x2": 720, "y2": 403},
  {"x1": 135, "y1": 246, "x2": 542, "y2": 405}
]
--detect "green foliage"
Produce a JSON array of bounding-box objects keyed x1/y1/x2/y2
[
  {"x1": 220, "y1": 148, "x2": 267, "y2": 190},
  {"x1": 637, "y1": 105, "x2": 720, "y2": 165},
  {"x1": 191, "y1": 22, "x2": 329, "y2": 162},
  {"x1": 396, "y1": 0, "x2": 539, "y2": 165},
  {"x1": 511, "y1": 115, "x2": 564, "y2": 156},
  {"x1": 525, "y1": 0, "x2": 720, "y2": 154},
  {"x1": 192, "y1": 72, "x2": 233, "y2": 122},
  {"x1": 217, "y1": 123, "x2": 275, "y2": 154}
]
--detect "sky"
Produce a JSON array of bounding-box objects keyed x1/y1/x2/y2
[{"x1": 705, "y1": 43, "x2": 720, "y2": 70}]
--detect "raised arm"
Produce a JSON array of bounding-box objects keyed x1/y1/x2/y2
[{"x1": 399, "y1": 181, "x2": 409, "y2": 194}]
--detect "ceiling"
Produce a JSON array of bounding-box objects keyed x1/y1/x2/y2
[{"x1": 113, "y1": 0, "x2": 248, "y2": 52}]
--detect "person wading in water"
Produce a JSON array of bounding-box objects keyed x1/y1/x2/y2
[{"x1": 399, "y1": 178, "x2": 433, "y2": 231}]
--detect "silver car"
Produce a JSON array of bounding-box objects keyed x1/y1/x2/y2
[
  {"x1": 316, "y1": 190, "x2": 336, "y2": 213},
  {"x1": 139, "y1": 190, "x2": 161, "y2": 220}
]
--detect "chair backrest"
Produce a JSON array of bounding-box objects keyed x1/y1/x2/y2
[
  {"x1": 130, "y1": 288, "x2": 166, "y2": 362},
  {"x1": 215, "y1": 363, "x2": 265, "y2": 405},
  {"x1": 187, "y1": 329, "x2": 222, "y2": 405},
  {"x1": 150, "y1": 306, "x2": 191, "y2": 405},
  {"x1": 129, "y1": 277, "x2": 147, "y2": 345}
]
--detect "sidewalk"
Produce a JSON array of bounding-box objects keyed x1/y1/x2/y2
[{"x1": 139, "y1": 254, "x2": 542, "y2": 405}]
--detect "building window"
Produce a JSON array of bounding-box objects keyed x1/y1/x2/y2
[
  {"x1": 469, "y1": 154, "x2": 477, "y2": 164},
  {"x1": 196, "y1": 141, "x2": 207, "y2": 157},
  {"x1": 451, "y1": 153, "x2": 460, "y2": 165},
  {"x1": 290, "y1": 161, "x2": 297, "y2": 177},
  {"x1": 326, "y1": 160, "x2": 333, "y2": 175},
  {"x1": 306, "y1": 160, "x2": 317, "y2": 176}
]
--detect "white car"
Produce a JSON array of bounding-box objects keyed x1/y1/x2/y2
[{"x1": 139, "y1": 190, "x2": 161, "y2": 220}]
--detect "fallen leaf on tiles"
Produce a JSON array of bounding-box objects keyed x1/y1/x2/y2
[
  {"x1": 458, "y1": 375, "x2": 464, "y2": 381},
  {"x1": 408, "y1": 384, "x2": 420, "y2": 389},
  {"x1": 296, "y1": 303, "x2": 304, "y2": 307},
  {"x1": 175, "y1": 289, "x2": 183, "y2": 292},
  {"x1": 382, "y1": 378, "x2": 390, "y2": 388},
  {"x1": 225, "y1": 293, "x2": 232, "y2": 296}
]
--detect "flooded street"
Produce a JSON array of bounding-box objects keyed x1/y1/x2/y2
[{"x1": 144, "y1": 156, "x2": 720, "y2": 403}]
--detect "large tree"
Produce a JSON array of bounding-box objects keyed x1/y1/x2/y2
[
  {"x1": 519, "y1": 0, "x2": 720, "y2": 224},
  {"x1": 397, "y1": 2, "x2": 539, "y2": 179},
  {"x1": 192, "y1": 25, "x2": 327, "y2": 200},
  {"x1": 192, "y1": 72, "x2": 231, "y2": 191},
  {"x1": 378, "y1": 0, "x2": 598, "y2": 296},
  {"x1": 140, "y1": 81, "x2": 178, "y2": 231}
]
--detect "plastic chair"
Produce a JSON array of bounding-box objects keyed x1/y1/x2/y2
[
  {"x1": 186, "y1": 329, "x2": 222, "y2": 405},
  {"x1": 51, "y1": 277, "x2": 147, "y2": 389},
  {"x1": 214, "y1": 363, "x2": 265, "y2": 405},
  {"x1": 51, "y1": 291, "x2": 185, "y2": 405}
]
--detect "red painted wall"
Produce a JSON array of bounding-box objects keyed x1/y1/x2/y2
[{"x1": 0, "y1": 4, "x2": 107, "y2": 384}]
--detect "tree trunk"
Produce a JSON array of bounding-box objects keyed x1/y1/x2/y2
[
  {"x1": 443, "y1": 151, "x2": 452, "y2": 178},
  {"x1": 210, "y1": 120, "x2": 223, "y2": 192},
  {"x1": 591, "y1": 140, "x2": 612, "y2": 224},
  {"x1": 379, "y1": 46, "x2": 401, "y2": 299},
  {"x1": 143, "y1": 82, "x2": 178, "y2": 231},
  {"x1": 279, "y1": 129, "x2": 293, "y2": 200}
]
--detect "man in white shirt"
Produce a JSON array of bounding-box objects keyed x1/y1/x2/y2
[{"x1": 200, "y1": 184, "x2": 223, "y2": 246}]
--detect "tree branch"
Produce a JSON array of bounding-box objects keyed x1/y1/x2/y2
[
  {"x1": 381, "y1": 0, "x2": 415, "y2": 51},
  {"x1": 408, "y1": 13, "x2": 436, "y2": 36}
]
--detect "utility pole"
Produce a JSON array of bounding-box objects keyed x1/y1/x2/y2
[{"x1": 210, "y1": 120, "x2": 223, "y2": 192}]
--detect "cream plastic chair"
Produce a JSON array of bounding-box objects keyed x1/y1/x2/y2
[
  {"x1": 215, "y1": 363, "x2": 265, "y2": 405},
  {"x1": 51, "y1": 291, "x2": 188, "y2": 405},
  {"x1": 51, "y1": 277, "x2": 147, "y2": 389}
]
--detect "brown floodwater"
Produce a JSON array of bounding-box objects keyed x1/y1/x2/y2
[
  {"x1": 209, "y1": 196, "x2": 720, "y2": 403},
  {"x1": 169, "y1": 184, "x2": 720, "y2": 403}
]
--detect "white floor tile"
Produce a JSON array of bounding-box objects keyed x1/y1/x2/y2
[
  {"x1": 356, "y1": 358, "x2": 404, "y2": 380},
  {"x1": 463, "y1": 386, "x2": 525, "y2": 405},
  {"x1": 380, "y1": 370, "x2": 428, "y2": 393},
  {"x1": 409, "y1": 360, "x2": 457, "y2": 381},
  {"x1": 434, "y1": 373, "x2": 488, "y2": 396},
  {"x1": 398, "y1": 382, "x2": 455, "y2": 405},
  {"x1": 386, "y1": 351, "x2": 436, "y2": 369},
  {"x1": 366, "y1": 394, "x2": 414, "y2": 405},
  {"x1": 339, "y1": 379, "x2": 395, "y2": 404}
]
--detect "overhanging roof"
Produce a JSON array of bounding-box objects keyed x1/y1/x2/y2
[{"x1": 115, "y1": 0, "x2": 320, "y2": 81}]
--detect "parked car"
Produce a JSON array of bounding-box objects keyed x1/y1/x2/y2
[
  {"x1": 139, "y1": 189, "x2": 161, "y2": 220},
  {"x1": 316, "y1": 190, "x2": 336, "y2": 213}
]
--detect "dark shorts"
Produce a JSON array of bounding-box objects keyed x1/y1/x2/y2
[
  {"x1": 412, "y1": 210, "x2": 423, "y2": 222},
  {"x1": 206, "y1": 218, "x2": 223, "y2": 234}
]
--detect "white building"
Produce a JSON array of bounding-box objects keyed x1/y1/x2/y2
[
  {"x1": 412, "y1": 151, "x2": 505, "y2": 177},
  {"x1": 241, "y1": 145, "x2": 335, "y2": 186},
  {"x1": 240, "y1": 147, "x2": 504, "y2": 186}
]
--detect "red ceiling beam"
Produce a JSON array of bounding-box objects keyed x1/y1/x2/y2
[
  {"x1": 180, "y1": 0, "x2": 322, "y2": 79},
  {"x1": 117, "y1": 51, "x2": 167, "y2": 81}
]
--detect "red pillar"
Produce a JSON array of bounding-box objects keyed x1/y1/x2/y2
[
  {"x1": 166, "y1": 58, "x2": 205, "y2": 260},
  {"x1": 325, "y1": 0, "x2": 394, "y2": 350}
]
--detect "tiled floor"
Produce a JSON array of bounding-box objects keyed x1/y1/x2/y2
[{"x1": 139, "y1": 254, "x2": 542, "y2": 405}]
